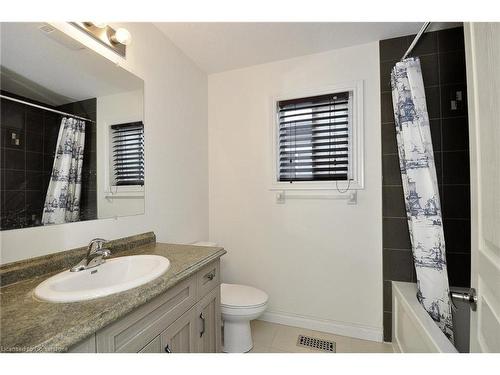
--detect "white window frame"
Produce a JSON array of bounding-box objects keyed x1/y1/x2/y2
[{"x1": 269, "y1": 80, "x2": 364, "y2": 191}]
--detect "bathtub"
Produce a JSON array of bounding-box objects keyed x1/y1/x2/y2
[{"x1": 392, "y1": 281, "x2": 470, "y2": 353}]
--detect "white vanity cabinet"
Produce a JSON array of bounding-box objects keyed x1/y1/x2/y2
[{"x1": 68, "y1": 260, "x2": 221, "y2": 353}]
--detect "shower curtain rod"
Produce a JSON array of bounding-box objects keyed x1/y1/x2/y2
[
  {"x1": 401, "y1": 22, "x2": 431, "y2": 61},
  {"x1": 0, "y1": 94, "x2": 96, "y2": 123}
]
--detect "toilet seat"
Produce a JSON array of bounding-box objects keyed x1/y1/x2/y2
[{"x1": 221, "y1": 283, "x2": 268, "y2": 309}]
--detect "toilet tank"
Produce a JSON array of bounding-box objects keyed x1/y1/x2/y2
[{"x1": 192, "y1": 241, "x2": 218, "y2": 247}]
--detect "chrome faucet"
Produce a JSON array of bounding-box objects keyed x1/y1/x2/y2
[{"x1": 70, "y1": 238, "x2": 112, "y2": 272}]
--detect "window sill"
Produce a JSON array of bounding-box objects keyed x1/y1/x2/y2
[
  {"x1": 104, "y1": 186, "x2": 144, "y2": 199},
  {"x1": 269, "y1": 180, "x2": 363, "y2": 191}
]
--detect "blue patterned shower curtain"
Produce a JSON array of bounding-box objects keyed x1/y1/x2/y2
[
  {"x1": 42, "y1": 117, "x2": 85, "y2": 225},
  {"x1": 391, "y1": 57, "x2": 454, "y2": 341}
]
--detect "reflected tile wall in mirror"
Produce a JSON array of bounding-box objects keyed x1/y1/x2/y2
[{"x1": 0, "y1": 95, "x2": 97, "y2": 230}]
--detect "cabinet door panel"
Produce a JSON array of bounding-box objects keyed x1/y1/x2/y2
[
  {"x1": 96, "y1": 275, "x2": 197, "y2": 352},
  {"x1": 197, "y1": 287, "x2": 221, "y2": 353},
  {"x1": 139, "y1": 336, "x2": 162, "y2": 353},
  {"x1": 160, "y1": 307, "x2": 198, "y2": 353}
]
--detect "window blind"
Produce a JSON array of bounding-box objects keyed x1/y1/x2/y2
[
  {"x1": 111, "y1": 121, "x2": 144, "y2": 186},
  {"x1": 277, "y1": 91, "x2": 350, "y2": 182}
]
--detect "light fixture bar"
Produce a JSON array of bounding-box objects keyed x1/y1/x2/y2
[{"x1": 71, "y1": 22, "x2": 128, "y2": 57}]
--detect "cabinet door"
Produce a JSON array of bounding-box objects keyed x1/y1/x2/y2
[
  {"x1": 96, "y1": 275, "x2": 197, "y2": 352},
  {"x1": 139, "y1": 336, "x2": 162, "y2": 353},
  {"x1": 160, "y1": 307, "x2": 198, "y2": 353},
  {"x1": 196, "y1": 287, "x2": 221, "y2": 353}
]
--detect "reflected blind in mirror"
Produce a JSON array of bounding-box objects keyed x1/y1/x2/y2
[
  {"x1": 277, "y1": 91, "x2": 351, "y2": 182},
  {"x1": 111, "y1": 121, "x2": 144, "y2": 186}
]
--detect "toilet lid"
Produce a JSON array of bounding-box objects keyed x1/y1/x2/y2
[{"x1": 221, "y1": 283, "x2": 268, "y2": 308}]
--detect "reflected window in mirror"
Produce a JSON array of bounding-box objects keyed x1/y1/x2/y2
[{"x1": 111, "y1": 122, "x2": 144, "y2": 187}]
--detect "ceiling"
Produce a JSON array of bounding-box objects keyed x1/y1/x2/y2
[
  {"x1": 155, "y1": 22, "x2": 461, "y2": 73},
  {"x1": 1, "y1": 23, "x2": 143, "y2": 106}
]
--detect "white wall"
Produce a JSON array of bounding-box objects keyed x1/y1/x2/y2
[
  {"x1": 97, "y1": 89, "x2": 144, "y2": 219},
  {"x1": 0, "y1": 23, "x2": 208, "y2": 264},
  {"x1": 208, "y1": 42, "x2": 383, "y2": 340},
  {"x1": 0, "y1": 25, "x2": 383, "y2": 341}
]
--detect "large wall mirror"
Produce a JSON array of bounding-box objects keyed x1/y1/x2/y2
[{"x1": 0, "y1": 23, "x2": 145, "y2": 231}]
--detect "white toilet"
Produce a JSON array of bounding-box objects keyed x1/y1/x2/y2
[
  {"x1": 192, "y1": 241, "x2": 268, "y2": 353},
  {"x1": 220, "y1": 283, "x2": 268, "y2": 353}
]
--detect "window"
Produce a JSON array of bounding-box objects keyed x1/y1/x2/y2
[
  {"x1": 111, "y1": 121, "x2": 144, "y2": 186},
  {"x1": 272, "y1": 83, "x2": 363, "y2": 190}
]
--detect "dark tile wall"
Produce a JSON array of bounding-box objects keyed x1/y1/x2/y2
[
  {"x1": 379, "y1": 26, "x2": 471, "y2": 342},
  {"x1": 0, "y1": 94, "x2": 97, "y2": 230}
]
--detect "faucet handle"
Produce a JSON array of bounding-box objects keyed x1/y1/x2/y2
[
  {"x1": 89, "y1": 238, "x2": 107, "y2": 251},
  {"x1": 96, "y1": 249, "x2": 112, "y2": 258}
]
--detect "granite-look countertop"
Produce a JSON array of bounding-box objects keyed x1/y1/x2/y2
[{"x1": 0, "y1": 242, "x2": 226, "y2": 352}]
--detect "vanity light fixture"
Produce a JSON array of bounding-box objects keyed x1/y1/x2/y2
[
  {"x1": 72, "y1": 22, "x2": 131, "y2": 57},
  {"x1": 110, "y1": 28, "x2": 132, "y2": 46}
]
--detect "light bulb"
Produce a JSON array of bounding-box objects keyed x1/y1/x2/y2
[
  {"x1": 91, "y1": 22, "x2": 108, "y2": 29},
  {"x1": 111, "y1": 28, "x2": 132, "y2": 46}
]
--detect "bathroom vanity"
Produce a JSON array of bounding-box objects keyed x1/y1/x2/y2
[
  {"x1": 71, "y1": 260, "x2": 221, "y2": 353},
  {"x1": 0, "y1": 233, "x2": 226, "y2": 353}
]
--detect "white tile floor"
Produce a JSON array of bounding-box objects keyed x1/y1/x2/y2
[{"x1": 248, "y1": 320, "x2": 393, "y2": 353}]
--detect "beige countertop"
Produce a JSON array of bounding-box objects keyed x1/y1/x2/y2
[{"x1": 0, "y1": 241, "x2": 225, "y2": 352}]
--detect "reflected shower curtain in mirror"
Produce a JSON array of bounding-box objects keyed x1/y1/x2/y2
[
  {"x1": 42, "y1": 117, "x2": 85, "y2": 225},
  {"x1": 391, "y1": 57, "x2": 454, "y2": 341}
]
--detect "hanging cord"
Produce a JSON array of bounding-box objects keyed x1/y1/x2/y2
[
  {"x1": 335, "y1": 178, "x2": 351, "y2": 194},
  {"x1": 336, "y1": 92, "x2": 352, "y2": 194}
]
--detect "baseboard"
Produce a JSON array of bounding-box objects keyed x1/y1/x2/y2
[{"x1": 260, "y1": 310, "x2": 383, "y2": 342}]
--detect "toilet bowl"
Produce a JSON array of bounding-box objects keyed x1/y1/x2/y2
[
  {"x1": 192, "y1": 242, "x2": 268, "y2": 353},
  {"x1": 221, "y1": 283, "x2": 268, "y2": 353}
]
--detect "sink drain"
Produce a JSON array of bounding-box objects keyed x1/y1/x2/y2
[{"x1": 297, "y1": 334, "x2": 336, "y2": 352}]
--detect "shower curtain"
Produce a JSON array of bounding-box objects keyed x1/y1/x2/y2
[
  {"x1": 42, "y1": 117, "x2": 86, "y2": 225},
  {"x1": 391, "y1": 57, "x2": 454, "y2": 341}
]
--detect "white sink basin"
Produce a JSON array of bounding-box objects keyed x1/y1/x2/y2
[{"x1": 34, "y1": 255, "x2": 170, "y2": 303}]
